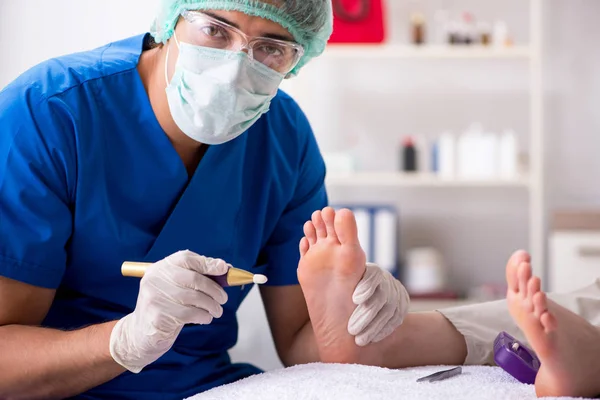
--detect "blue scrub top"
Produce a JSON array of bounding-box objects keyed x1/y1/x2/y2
[{"x1": 0, "y1": 34, "x2": 327, "y2": 399}]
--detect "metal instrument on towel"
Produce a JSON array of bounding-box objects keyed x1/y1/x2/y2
[
  {"x1": 493, "y1": 331, "x2": 540, "y2": 384},
  {"x1": 416, "y1": 366, "x2": 462, "y2": 382}
]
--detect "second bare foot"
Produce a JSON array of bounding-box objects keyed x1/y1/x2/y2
[{"x1": 506, "y1": 251, "x2": 600, "y2": 398}]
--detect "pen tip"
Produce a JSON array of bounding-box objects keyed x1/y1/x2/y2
[{"x1": 253, "y1": 274, "x2": 268, "y2": 285}]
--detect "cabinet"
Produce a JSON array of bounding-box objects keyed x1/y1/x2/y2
[{"x1": 549, "y1": 232, "x2": 600, "y2": 293}]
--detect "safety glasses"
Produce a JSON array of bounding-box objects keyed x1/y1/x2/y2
[{"x1": 180, "y1": 10, "x2": 305, "y2": 75}]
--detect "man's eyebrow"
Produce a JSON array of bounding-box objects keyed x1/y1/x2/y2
[
  {"x1": 202, "y1": 11, "x2": 296, "y2": 42},
  {"x1": 262, "y1": 32, "x2": 296, "y2": 42},
  {"x1": 203, "y1": 11, "x2": 240, "y2": 28}
]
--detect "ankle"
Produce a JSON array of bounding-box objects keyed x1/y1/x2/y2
[{"x1": 367, "y1": 318, "x2": 409, "y2": 368}]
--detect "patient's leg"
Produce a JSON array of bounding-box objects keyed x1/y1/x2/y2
[
  {"x1": 298, "y1": 207, "x2": 467, "y2": 367},
  {"x1": 507, "y1": 257, "x2": 600, "y2": 398}
]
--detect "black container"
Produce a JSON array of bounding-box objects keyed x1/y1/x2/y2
[{"x1": 401, "y1": 137, "x2": 418, "y2": 172}]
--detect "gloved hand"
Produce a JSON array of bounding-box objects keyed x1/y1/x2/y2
[
  {"x1": 348, "y1": 263, "x2": 410, "y2": 347},
  {"x1": 109, "y1": 250, "x2": 230, "y2": 373}
]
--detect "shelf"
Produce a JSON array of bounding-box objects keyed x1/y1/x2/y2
[
  {"x1": 323, "y1": 44, "x2": 532, "y2": 60},
  {"x1": 325, "y1": 172, "x2": 530, "y2": 188}
]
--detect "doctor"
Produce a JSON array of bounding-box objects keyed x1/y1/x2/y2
[{"x1": 0, "y1": 1, "x2": 408, "y2": 399}]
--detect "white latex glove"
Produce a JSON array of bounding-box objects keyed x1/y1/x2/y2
[
  {"x1": 110, "y1": 250, "x2": 230, "y2": 373},
  {"x1": 348, "y1": 263, "x2": 410, "y2": 346}
]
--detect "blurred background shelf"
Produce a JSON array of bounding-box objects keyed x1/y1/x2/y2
[
  {"x1": 283, "y1": 0, "x2": 546, "y2": 284},
  {"x1": 325, "y1": 172, "x2": 530, "y2": 188},
  {"x1": 323, "y1": 44, "x2": 532, "y2": 60}
]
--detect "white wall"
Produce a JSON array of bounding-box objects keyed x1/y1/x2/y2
[
  {"x1": 544, "y1": 0, "x2": 600, "y2": 209},
  {"x1": 0, "y1": 0, "x2": 159, "y2": 87}
]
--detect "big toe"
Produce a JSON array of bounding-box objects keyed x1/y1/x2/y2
[
  {"x1": 334, "y1": 209, "x2": 361, "y2": 246},
  {"x1": 512, "y1": 250, "x2": 531, "y2": 264},
  {"x1": 507, "y1": 250, "x2": 531, "y2": 292}
]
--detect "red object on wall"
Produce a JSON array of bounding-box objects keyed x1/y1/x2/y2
[{"x1": 328, "y1": 0, "x2": 387, "y2": 44}]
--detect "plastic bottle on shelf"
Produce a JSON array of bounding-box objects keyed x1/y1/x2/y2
[
  {"x1": 479, "y1": 131, "x2": 499, "y2": 179},
  {"x1": 499, "y1": 130, "x2": 518, "y2": 179},
  {"x1": 493, "y1": 20, "x2": 510, "y2": 47},
  {"x1": 457, "y1": 122, "x2": 493, "y2": 179},
  {"x1": 461, "y1": 12, "x2": 476, "y2": 45},
  {"x1": 456, "y1": 130, "x2": 468, "y2": 178},
  {"x1": 437, "y1": 131, "x2": 455, "y2": 179},
  {"x1": 401, "y1": 136, "x2": 418, "y2": 172},
  {"x1": 431, "y1": 140, "x2": 439, "y2": 173},
  {"x1": 410, "y1": 12, "x2": 426, "y2": 45},
  {"x1": 405, "y1": 247, "x2": 446, "y2": 295},
  {"x1": 457, "y1": 123, "x2": 483, "y2": 179},
  {"x1": 447, "y1": 20, "x2": 461, "y2": 45},
  {"x1": 478, "y1": 21, "x2": 492, "y2": 45}
]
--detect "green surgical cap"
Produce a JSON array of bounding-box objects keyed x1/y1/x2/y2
[{"x1": 151, "y1": 0, "x2": 333, "y2": 75}]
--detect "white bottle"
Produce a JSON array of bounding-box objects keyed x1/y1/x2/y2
[
  {"x1": 405, "y1": 247, "x2": 446, "y2": 294},
  {"x1": 499, "y1": 130, "x2": 518, "y2": 179},
  {"x1": 456, "y1": 131, "x2": 470, "y2": 179},
  {"x1": 437, "y1": 132, "x2": 455, "y2": 179},
  {"x1": 493, "y1": 20, "x2": 509, "y2": 47},
  {"x1": 479, "y1": 132, "x2": 499, "y2": 179},
  {"x1": 458, "y1": 123, "x2": 483, "y2": 179}
]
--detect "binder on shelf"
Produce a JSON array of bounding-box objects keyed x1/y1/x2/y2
[
  {"x1": 353, "y1": 208, "x2": 372, "y2": 263},
  {"x1": 373, "y1": 207, "x2": 397, "y2": 274}
]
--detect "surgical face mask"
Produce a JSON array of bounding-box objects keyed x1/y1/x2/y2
[{"x1": 164, "y1": 33, "x2": 285, "y2": 145}]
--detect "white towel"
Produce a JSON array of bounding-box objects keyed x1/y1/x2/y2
[{"x1": 186, "y1": 363, "x2": 590, "y2": 400}]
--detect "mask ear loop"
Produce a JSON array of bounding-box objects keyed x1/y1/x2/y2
[{"x1": 165, "y1": 31, "x2": 181, "y2": 87}]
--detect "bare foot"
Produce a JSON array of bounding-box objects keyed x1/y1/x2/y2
[
  {"x1": 506, "y1": 251, "x2": 600, "y2": 398},
  {"x1": 298, "y1": 207, "x2": 375, "y2": 364}
]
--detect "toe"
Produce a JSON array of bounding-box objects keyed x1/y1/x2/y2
[
  {"x1": 532, "y1": 290, "x2": 547, "y2": 319},
  {"x1": 321, "y1": 207, "x2": 339, "y2": 242},
  {"x1": 304, "y1": 221, "x2": 317, "y2": 245},
  {"x1": 528, "y1": 276, "x2": 541, "y2": 301},
  {"x1": 312, "y1": 210, "x2": 327, "y2": 239},
  {"x1": 511, "y1": 250, "x2": 531, "y2": 265},
  {"x1": 507, "y1": 250, "x2": 531, "y2": 292},
  {"x1": 540, "y1": 311, "x2": 557, "y2": 333},
  {"x1": 506, "y1": 258, "x2": 520, "y2": 293},
  {"x1": 334, "y1": 208, "x2": 361, "y2": 246},
  {"x1": 299, "y1": 237, "x2": 309, "y2": 257},
  {"x1": 518, "y1": 262, "x2": 532, "y2": 297}
]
